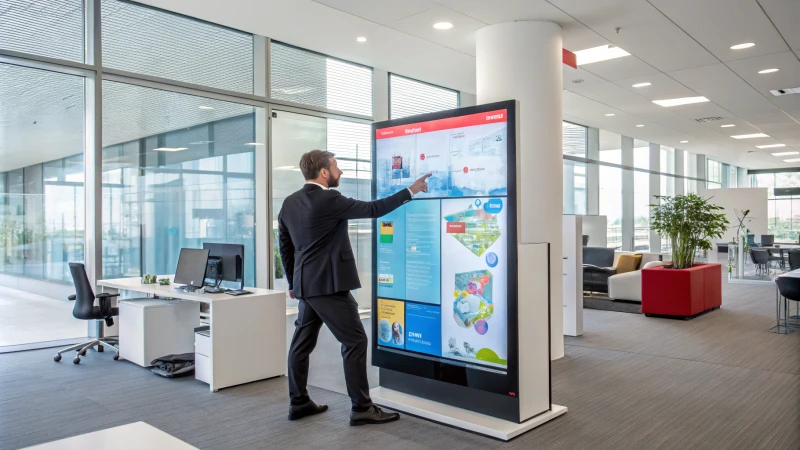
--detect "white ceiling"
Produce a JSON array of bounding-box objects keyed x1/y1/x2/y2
[{"x1": 138, "y1": 0, "x2": 800, "y2": 170}]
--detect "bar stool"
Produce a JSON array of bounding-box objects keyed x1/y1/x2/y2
[{"x1": 774, "y1": 277, "x2": 800, "y2": 334}]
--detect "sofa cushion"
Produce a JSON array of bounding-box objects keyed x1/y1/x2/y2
[{"x1": 616, "y1": 254, "x2": 642, "y2": 274}]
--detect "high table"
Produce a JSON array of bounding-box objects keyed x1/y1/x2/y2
[{"x1": 98, "y1": 276, "x2": 286, "y2": 391}]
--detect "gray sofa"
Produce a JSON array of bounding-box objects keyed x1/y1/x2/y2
[{"x1": 583, "y1": 247, "x2": 616, "y2": 293}]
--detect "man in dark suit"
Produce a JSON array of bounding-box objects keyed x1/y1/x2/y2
[{"x1": 279, "y1": 150, "x2": 430, "y2": 426}]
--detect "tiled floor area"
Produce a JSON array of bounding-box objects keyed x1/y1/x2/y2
[{"x1": 0, "y1": 285, "x2": 86, "y2": 348}]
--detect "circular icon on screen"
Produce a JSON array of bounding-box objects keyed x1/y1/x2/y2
[
  {"x1": 463, "y1": 167, "x2": 469, "y2": 173},
  {"x1": 475, "y1": 199, "x2": 482, "y2": 207},
  {"x1": 420, "y1": 154, "x2": 425, "y2": 160},
  {"x1": 475, "y1": 319, "x2": 488, "y2": 335},
  {"x1": 486, "y1": 252, "x2": 498, "y2": 268}
]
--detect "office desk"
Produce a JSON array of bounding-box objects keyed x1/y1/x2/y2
[{"x1": 98, "y1": 276, "x2": 286, "y2": 391}]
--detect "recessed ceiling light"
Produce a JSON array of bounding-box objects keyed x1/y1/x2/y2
[
  {"x1": 605, "y1": 113, "x2": 615, "y2": 116},
  {"x1": 772, "y1": 151, "x2": 798, "y2": 156},
  {"x1": 783, "y1": 158, "x2": 800, "y2": 163},
  {"x1": 758, "y1": 68, "x2": 779, "y2": 74},
  {"x1": 636, "y1": 124, "x2": 644, "y2": 127},
  {"x1": 680, "y1": 140, "x2": 689, "y2": 144},
  {"x1": 731, "y1": 133, "x2": 769, "y2": 139},
  {"x1": 720, "y1": 124, "x2": 735, "y2": 128},
  {"x1": 730, "y1": 43, "x2": 755, "y2": 50},
  {"x1": 433, "y1": 22, "x2": 453, "y2": 30},
  {"x1": 632, "y1": 82, "x2": 651, "y2": 88},
  {"x1": 356, "y1": 36, "x2": 367, "y2": 43},
  {"x1": 574, "y1": 45, "x2": 630, "y2": 65},
  {"x1": 652, "y1": 96, "x2": 709, "y2": 107},
  {"x1": 188, "y1": 141, "x2": 213, "y2": 145},
  {"x1": 199, "y1": 106, "x2": 214, "y2": 110},
  {"x1": 244, "y1": 142, "x2": 265, "y2": 146},
  {"x1": 757, "y1": 144, "x2": 787, "y2": 149},
  {"x1": 153, "y1": 147, "x2": 188, "y2": 152}
]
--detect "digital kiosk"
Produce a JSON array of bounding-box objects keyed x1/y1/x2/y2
[{"x1": 370, "y1": 100, "x2": 566, "y2": 440}]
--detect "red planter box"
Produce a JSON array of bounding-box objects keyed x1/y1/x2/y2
[{"x1": 641, "y1": 263, "x2": 722, "y2": 318}]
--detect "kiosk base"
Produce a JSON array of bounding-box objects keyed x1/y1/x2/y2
[{"x1": 370, "y1": 387, "x2": 567, "y2": 441}]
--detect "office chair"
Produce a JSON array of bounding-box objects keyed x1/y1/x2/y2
[{"x1": 54, "y1": 263, "x2": 120, "y2": 364}]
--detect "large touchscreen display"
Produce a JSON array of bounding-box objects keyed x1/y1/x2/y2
[{"x1": 375, "y1": 110, "x2": 509, "y2": 370}]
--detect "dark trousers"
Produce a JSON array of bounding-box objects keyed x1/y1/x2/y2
[{"x1": 288, "y1": 292, "x2": 372, "y2": 411}]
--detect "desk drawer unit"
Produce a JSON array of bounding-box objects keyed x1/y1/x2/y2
[
  {"x1": 119, "y1": 299, "x2": 199, "y2": 367},
  {"x1": 195, "y1": 354, "x2": 212, "y2": 385}
]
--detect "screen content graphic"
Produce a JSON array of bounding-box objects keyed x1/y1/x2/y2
[
  {"x1": 374, "y1": 108, "x2": 511, "y2": 371},
  {"x1": 440, "y1": 198, "x2": 507, "y2": 367},
  {"x1": 377, "y1": 202, "x2": 441, "y2": 305},
  {"x1": 377, "y1": 299, "x2": 405, "y2": 350},
  {"x1": 375, "y1": 110, "x2": 509, "y2": 200}
]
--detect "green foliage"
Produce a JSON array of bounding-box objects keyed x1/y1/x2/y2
[
  {"x1": 649, "y1": 194, "x2": 729, "y2": 269},
  {"x1": 273, "y1": 230, "x2": 285, "y2": 279}
]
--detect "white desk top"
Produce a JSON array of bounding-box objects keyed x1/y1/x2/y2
[
  {"x1": 97, "y1": 275, "x2": 285, "y2": 303},
  {"x1": 22, "y1": 421, "x2": 198, "y2": 450}
]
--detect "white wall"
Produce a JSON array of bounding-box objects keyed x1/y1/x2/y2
[
  {"x1": 698, "y1": 187, "x2": 768, "y2": 243},
  {"x1": 581, "y1": 215, "x2": 607, "y2": 248}
]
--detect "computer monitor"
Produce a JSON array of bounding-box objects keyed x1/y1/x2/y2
[
  {"x1": 203, "y1": 243, "x2": 245, "y2": 290},
  {"x1": 174, "y1": 248, "x2": 210, "y2": 288}
]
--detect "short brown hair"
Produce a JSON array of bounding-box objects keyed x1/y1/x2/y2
[{"x1": 299, "y1": 150, "x2": 335, "y2": 180}]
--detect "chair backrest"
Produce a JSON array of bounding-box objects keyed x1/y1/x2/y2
[
  {"x1": 751, "y1": 249, "x2": 769, "y2": 264},
  {"x1": 761, "y1": 235, "x2": 775, "y2": 247},
  {"x1": 583, "y1": 246, "x2": 615, "y2": 267},
  {"x1": 746, "y1": 234, "x2": 756, "y2": 247},
  {"x1": 582, "y1": 235, "x2": 590, "y2": 246},
  {"x1": 788, "y1": 249, "x2": 800, "y2": 271},
  {"x1": 776, "y1": 276, "x2": 800, "y2": 301},
  {"x1": 69, "y1": 262, "x2": 96, "y2": 320}
]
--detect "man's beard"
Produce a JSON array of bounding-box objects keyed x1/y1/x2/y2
[{"x1": 327, "y1": 171, "x2": 340, "y2": 188}]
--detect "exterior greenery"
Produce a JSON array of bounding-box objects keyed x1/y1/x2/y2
[{"x1": 650, "y1": 194, "x2": 729, "y2": 269}]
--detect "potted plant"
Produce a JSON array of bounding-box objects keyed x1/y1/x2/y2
[{"x1": 642, "y1": 194, "x2": 729, "y2": 319}]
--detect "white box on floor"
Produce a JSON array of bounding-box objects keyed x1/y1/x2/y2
[{"x1": 119, "y1": 298, "x2": 199, "y2": 367}]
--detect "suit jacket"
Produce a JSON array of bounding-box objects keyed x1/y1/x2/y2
[{"x1": 278, "y1": 184, "x2": 412, "y2": 298}]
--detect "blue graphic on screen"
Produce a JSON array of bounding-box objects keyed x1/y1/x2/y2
[
  {"x1": 377, "y1": 207, "x2": 406, "y2": 300},
  {"x1": 405, "y1": 201, "x2": 441, "y2": 305},
  {"x1": 376, "y1": 123, "x2": 507, "y2": 199},
  {"x1": 405, "y1": 303, "x2": 442, "y2": 356}
]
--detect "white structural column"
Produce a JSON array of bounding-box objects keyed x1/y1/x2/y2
[
  {"x1": 649, "y1": 143, "x2": 661, "y2": 253},
  {"x1": 621, "y1": 136, "x2": 634, "y2": 251},
  {"x1": 476, "y1": 21, "x2": 564, "y2": 359}
]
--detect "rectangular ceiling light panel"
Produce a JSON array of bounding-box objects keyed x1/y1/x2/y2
[
  {"x1": 652, "y1": 96, "x2": 709, "y2": 107},
  {"x1": 575, "y1": 45, "x2": 630, "y2": 65},
  {"x1": 731, "y1": 133, "x2": 769, "y2": 139}
]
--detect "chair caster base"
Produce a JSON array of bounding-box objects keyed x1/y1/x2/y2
[
  {"x1": 113, "y1": 353, "x2": 120, "y2": 361},
  {"x1": 54, "y1": 354, "x2": 61, "y2": 362},
  {"x1": 73, "y1": 357, "x2": 81, "y2": 364}
]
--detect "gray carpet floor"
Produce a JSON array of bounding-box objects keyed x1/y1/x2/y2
[
  {"x1": 583, "y1": 295, "x2": 642, "y2": 314},
  {"x1": 1, "y1": 278, "x2": 799, "y2": 450}
]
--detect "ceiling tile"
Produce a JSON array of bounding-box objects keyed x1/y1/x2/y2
[
  {"x1": 549, "y1": 0, "x2": 718, "y2": 72},
  {"x1": 726, "y1": 51, "x2": 800, "y2": 99},
  {"x1": 649, "y1": 0, "x2": 789, "y2": 62},
  {"x1": 313, "y1": 0, "x2": 440, "y2": 25},
  {"x1": 387, "y1": 6, "x2": 486, "y2": 56},
  {"x1": 612, "y1": 72, "x2": 698, "y2": 101},
  {"x1": 563, "y1": 66, "x2": 606, "y2": 88},
  {"x1": 759, "y1": 0, "x2": 800, "y2": 52}
]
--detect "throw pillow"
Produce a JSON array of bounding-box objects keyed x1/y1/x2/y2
[{"x1": 616, "y1": 254, "x2": 643, "y2": 274}]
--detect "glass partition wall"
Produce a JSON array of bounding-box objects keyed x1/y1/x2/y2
[
  {"x1": 0, "y1": 0, "x2": 391, "y2": 349},
  {"x1": 563, "y1": 124, "x2": 710, "y2": 255}
]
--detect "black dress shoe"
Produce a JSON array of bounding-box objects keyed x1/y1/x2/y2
[
  {"x1": 288, "y1": 401, "x2": 328, "y2": 421},
  {"x1": 349, "y1": 405, "x2": 400, "y2": 426}
]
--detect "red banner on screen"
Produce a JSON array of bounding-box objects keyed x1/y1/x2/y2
[
  {"x1": 376, "y1": 109, "x2": 507, "y2": 140},
  {"x1": 446, "y1": 222, "x2": 466, "y2": 234}
]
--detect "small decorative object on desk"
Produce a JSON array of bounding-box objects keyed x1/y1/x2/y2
[
  {"x1": 141, "y1": 274, "x2": 157, "y2": 284},
  {"x1": 158, "y1": 278, "x2": 170, "y2": 285}
]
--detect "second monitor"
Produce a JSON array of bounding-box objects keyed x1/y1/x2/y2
[{"x1": 203, "y1": 243, "x2": 245, "y2": 292}]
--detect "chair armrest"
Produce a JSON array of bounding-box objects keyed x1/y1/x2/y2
[
  {"x1": 95, "y1": 293, "x2": 118, "y2": 317},
  {"x1": 583, "y1": 264, "x2": 616, "y2": 275},
  {"x1": 67, "y1": 294, "x2": 76, "y2": 301}
]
